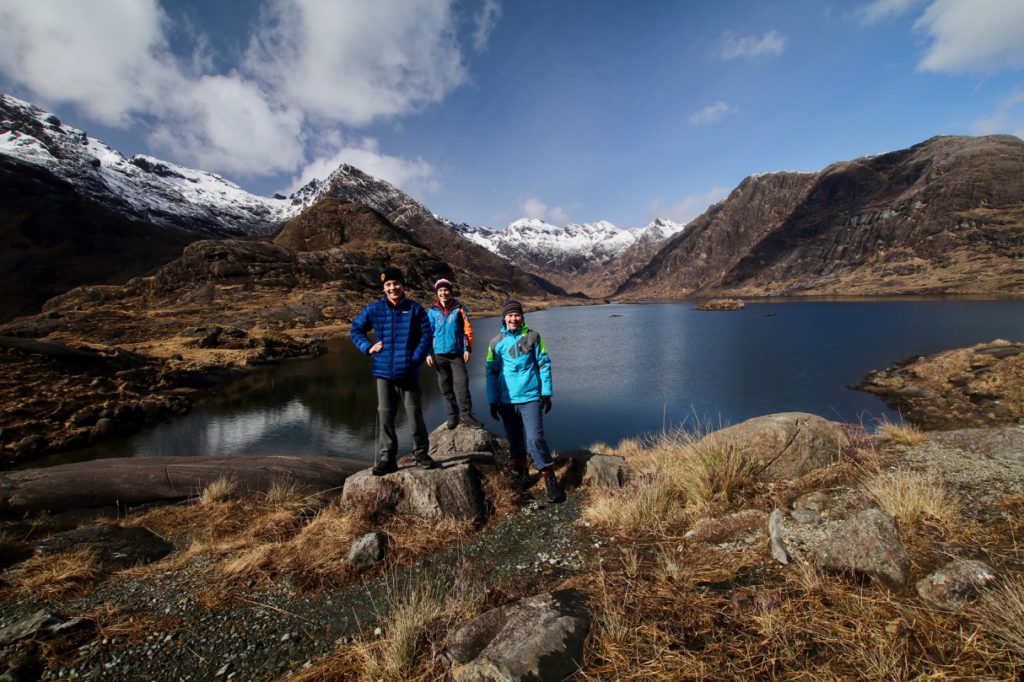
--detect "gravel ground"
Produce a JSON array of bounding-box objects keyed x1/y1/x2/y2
[{"x1": 1, "y1": 488, "x2": 590, "y2": 681}]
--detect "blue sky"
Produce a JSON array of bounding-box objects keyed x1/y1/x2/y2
[{"x1": 1, "y1": 0, "x2": 1022, "y2": 228}]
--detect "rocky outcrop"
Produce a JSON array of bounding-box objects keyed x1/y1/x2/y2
[
  {"x1": 447, "y1": 589, "x2": 591, "y2": 682},
  {"x1": 815, "y1": 508, "x2": 911, "y2": 589},
  {"x1": 0, "y1": 455, "x2": 361, "y2": 512},
  {"x1": 341, "y1": 458, "x2": 489, "y2": 522},
  {"x1": 617, "y1": 135, "x2": 1024, "y2": 298},
  {"x1": 859, "y1": 339, "x2": 1024, "y2": 430},
  {"x1": 703, "y1": 412, "x2": 849, "y2": 482}
]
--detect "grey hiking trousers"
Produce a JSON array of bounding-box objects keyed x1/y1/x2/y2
[{"x1": 375, "y1": 377, "x2": 429, "y2": 462}]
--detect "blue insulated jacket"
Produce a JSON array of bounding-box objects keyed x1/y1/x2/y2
[
  {"x1": 351, "y1": 296, "x2": 432, "y2": 381},
  {"x1": 428, "y1": 301, "x2": 474, "y2": 355},
  {"x1": 485, "y1": 324, "x2": 552, "y2": 405}
]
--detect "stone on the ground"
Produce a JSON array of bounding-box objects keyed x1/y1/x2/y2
[
  {"x1": 428, "y1": 423, "x2": 510, "y2": 462},
  {"x1": 347, "y1": 532, "x2": 388, "y2": 569},
  {"x1": 916, "y1": 559, "x2": 998, "y2": 610},
  {"x1": 34, "y1": 524, "x2": 173, "y2": 569},
  {"x1": 0, "y1": 610, "x2": 87, "y2": 646},
  {"x1": 685, "y1": 509, "x2": 765, "y2": 546},
  {"x1": 581, "y1": 454, "x2": 628, "y2": 489},
  {"x1": 342, "y1": 460, "x2": 485, "y2": 521},
  {"x1": 769, "y1": 509, "x2": 790, "y2": 564},
  {"x1": 447, "y1": 589, "x2": 591, "y2": 682},
  {"x1": 704, "y1": 412, "x2": 849, "y2": 482},
  {"x1": 815, "y1": 508, "x2": 910, "y2": 589}
]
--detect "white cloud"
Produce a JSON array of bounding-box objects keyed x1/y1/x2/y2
[
  {"x1": 915, "y1": 0, "x2": 1024, "y2": 73},
  {"x1": 689, "y1": 101, "x2": 737, "y2": 126},
  {"x1": 649, "y1": 186, "x2": 730, "y2": 224},
  {"x1": 285, "y1": 138, "x2": 439, "y2": 197},
  {"x1": 245, "y1": 0, "x2": 466, "y2": 125},
  {"x1": 717, "y1": 31, "x2": 786, "y2": 60},
  {"x1": 520, "y1": 197, "x2": 570, "y2": 224},
  {"x1": 472, "y1": 0, "x2": 502, "y2": 51},
  {"x1": 854, "y1": 0, "x2": 923, "y2": 24},
  {"x1": 0, "y1": 0, "x2": 470, "y2": 181},
  {"x1": 973, "y1": 90, "x2": 1024, "y2": 138}
]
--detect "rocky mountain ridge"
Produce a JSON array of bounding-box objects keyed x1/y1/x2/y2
[{"x1": 616, "y1": 134, "x2": 1024, "y2": 298}]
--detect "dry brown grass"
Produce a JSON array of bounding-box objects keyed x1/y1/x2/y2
[
  {"x1": 865, "y1": 468, "x2": 960, "y2": 531},
  {"x1": 969, "y1": 577, "x2": 1024, "y2": 663},
  {"x1": 10, "y1": 549, "x2": 104, "y2": 601},
  {"x1": 875, "y1": 417, "x2": 928, "y2": 447},
  {"x1": 200, "y1": 476, "x2": 240, "y2": 504},
  {"x1": 583, "y1": 429, "x2": 758, "y2": 535}
]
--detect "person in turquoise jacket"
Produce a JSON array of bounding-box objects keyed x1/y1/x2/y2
[
  {"x1": 351, "y1": 266, "x2": 437, "y2": 476},
  {"x1": 485, "y1": 299, "x2": 564, "y2": 503},
  {"x1": 426, "y1": 278, "x2": 481, "y2": 429}
]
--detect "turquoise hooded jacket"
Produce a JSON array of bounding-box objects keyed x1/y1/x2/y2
[{"x1": 485, "y1": 323, "x2": 552, "y2": 405}]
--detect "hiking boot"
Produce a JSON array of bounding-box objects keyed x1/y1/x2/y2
[
  {"x1": 514, "y1": 470, "x2": 532, "y2": 491},
  {"x1": 544, "y1": 474, "x2": 565, "y2": 503},
  {"x1": 445, "y1": 415, "x2": 459, "y2": 430},
  {"x1": 460, "y1": 414, "x2": 483, "y2": 429},
  {"x1": 414, "y1": 453, "x2": 438, "y2": 470},
  {"x1": 372, "y1": 459, "x2": 398, "y2": 476}
]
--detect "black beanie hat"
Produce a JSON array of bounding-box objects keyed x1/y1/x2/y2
[
  {"x1": 380, "y1": 266, "x2": 405, "y2": 286},
  {"x1": 502, "y1": 299, "x2": 524, "y2": 317}
]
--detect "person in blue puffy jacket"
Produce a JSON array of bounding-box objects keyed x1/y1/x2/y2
[
  {"x1": 426, "y1": 277, "x2": 481, "y2": 430},
  {"x1": 351, "y1": 266, "x2": 437, "y2": 475},
  {"x1": 486, "y1": 299, "x2": 564, "y2": 503}
]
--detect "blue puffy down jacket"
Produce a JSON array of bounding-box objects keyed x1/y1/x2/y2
[{"x1": 351, "y1": 296, "x2": 432, "y2": 380}]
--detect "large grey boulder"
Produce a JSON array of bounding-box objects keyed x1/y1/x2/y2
[
  {"x1": 815, "y1": 508, "x2": 910, "y2": 589},
  {"x1": 703, "y1": 412, "x2": 849, "y2": 482},
  {"x1": 916, "y1": 559, "x2": 997, "y2": 610},
  {"x1": 447, "y1": 589, "x2": 591, "y2": 682},
  {"x1": 34, "y1": 524, "x2": 173, "y2": 569},
  {"x1": 342, "y1": 460, "x2": 486, "y2": 522},
  {"x1": 581, "y1": 454, "x2": 628, "y2": 489}
]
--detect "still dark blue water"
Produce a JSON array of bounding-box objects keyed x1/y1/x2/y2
[{"x1": 52, "y1": 300, "x2": 1024, "y2": 465}]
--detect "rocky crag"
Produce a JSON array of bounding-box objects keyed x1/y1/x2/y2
[{"x1": 616, "y1": 135, "x2": 1024, "y2": 298}]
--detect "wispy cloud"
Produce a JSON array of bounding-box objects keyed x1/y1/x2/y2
[
  {"x1": 914, "y1": 0, "x2": 1024, "y2": 73},
  {"x1": 649, "y1": 186, "x2": 730, "y2": 224},
  {"x1": 472, "y1": 0, "x2": 502, "y2": 51},
  {"x1": 689, "y1": 101, "x2": 737, "y2": 126},
  {"x1": 0, "y1": 0, "x2": 471, "y2": 181},
  {"x1": 854, "y1": 0, "x2": 923, "y2": 25},
  {"x1": 973, "y1": 90, "x2": 1024, "y2": 138},
  {"x1": 285, "y1": 138, "x2": 440, "y2": 197},
  {"x1": 716, "y1": 30, "x2": 786, "y2": 60},
  {"x1": 521, "y1": 197, "x2": 569, "y2": 225}
]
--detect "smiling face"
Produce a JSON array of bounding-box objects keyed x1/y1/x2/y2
[
  {"x1": 383, "y1": 279, "x2": 404, "y2": 303},
  {"x1": 503, "y1": 311, "x2": 523, "y2": 332},
  {"x1": 437, "y1": 286, "x2": 453, "y2": 305}
]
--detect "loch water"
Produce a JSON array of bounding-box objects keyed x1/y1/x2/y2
[{"x1": 48, "y1": 299, "x2": 1024, "y2": 465}]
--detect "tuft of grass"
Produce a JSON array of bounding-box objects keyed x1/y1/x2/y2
[
  {"x1": 971, "y1": 577, "x2": 1024, "y2": 661},
  {"x1": 583, "y1": 428, "x2": 757, "y2": 535},
  {"x1": 864, "y1": 468, "x2": 960, "y2": 531},
  {"x1": 263, "y1": 479, "x2": 314, "y2": 509},
  {"x1": 11, "y1": 548, "x2": 104, "y2": 600},
  {"x1": 875, "y1": 417, "x2": 928, "y2": 447},
  {"x1": 200, "y1": 476, "x2": 239, "y2": 504}
]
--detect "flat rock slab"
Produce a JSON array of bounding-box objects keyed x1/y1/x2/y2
[
  {"x1": 342, "y1": 458, "x2": 487, "y2": 522},
  {"x1": 35, "y1": 524, "x2": 173, "y2": 568},
  {"x1": 428, "y1": 423, "x2": 510, "y2": 462},
  {"x1": 815, "y1": 508, "x2": 910, "y2": 590},
  {"x1": 703, "y1": 412, "x2": 849, "y2": 482},
  {"x1": 0, "y1": 610, "x2": 88, "y2": 646},
  {"x1": 448, "y1": 589, "x2": 591, "y2": 682},
  {"x1": 0, "y1": 455, "x2": 363, "y2": 513}
]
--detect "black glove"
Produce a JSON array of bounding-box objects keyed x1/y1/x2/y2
[
  {"x1": 490, "y1": 403, "x2": 500, "y2": 420},
  {"x1": 541, "y1": 396, "x2": 552, "y2": 414}
]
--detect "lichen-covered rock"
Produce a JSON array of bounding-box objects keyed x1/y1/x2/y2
[
  {"x1": 448, "y1": 589, "x2": 591, "y2": 682},
  {"x1": 347, "y1": 532, "x2": 388, "y2": 570},
  {"x1": 703, "y1": 412, "x2": 849, "y2": 482},
  {"x1": 342, "y1": 460, "x2": 486, "y2": 522},
  {"x1": 916, "y1": 559, "x2": 997, "y2": 610},
  {"x1": 815, "y1": 508, "x2": 910, "y2": 589}
]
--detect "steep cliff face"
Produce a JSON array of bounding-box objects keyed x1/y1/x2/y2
[{"x1": 617, "y1": 135, "x2": 1024, "y2": 297}]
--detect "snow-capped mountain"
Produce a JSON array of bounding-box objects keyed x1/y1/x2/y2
[
  {"x1": 1, "y1": 92, "x2": 298, "y2": 236},
  {"x1": 448, "y1": 217, "x2": 686, "y2": 296},
  {"x1": 454, "y1": 217, "x2": 685, "y2": 268}
]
